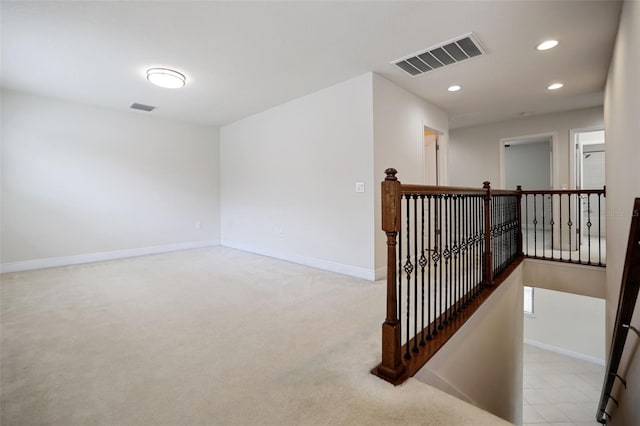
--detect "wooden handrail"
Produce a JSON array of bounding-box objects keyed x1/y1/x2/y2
[
  {"x1": 596, "y1": 198, "x2": 640, "y2": 424},
  {"x1": 520, "y1": 187, "x2": 606, "y2": 195}
]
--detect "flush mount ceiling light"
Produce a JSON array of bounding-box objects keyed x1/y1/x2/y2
[
  {"x1": 547, "y1": 83, "x2": 564, "y2": 90},
  {"x1": 146, "y1": 68, "x2": 186, "y2": 89},
  {"x1": 536, "y1": 40, "x2": 559, "y2": 51},
  {"x1": 448, "y1": 85, "x2": 462, "y2": 92}
]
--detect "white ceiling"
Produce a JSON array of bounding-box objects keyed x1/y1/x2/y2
[{"x1": 0, "y1": 1, "x2": 622, "y2": 129}]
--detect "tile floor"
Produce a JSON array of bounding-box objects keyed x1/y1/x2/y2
[{"x1": 523, "y1": 344, "x2": 605, "y2": 426}]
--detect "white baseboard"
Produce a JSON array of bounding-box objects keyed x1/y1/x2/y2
[
  {"x1": 0, "y1": 240, "x2": 220, "y2": 273},
  {"x1": 524, "y1": 338, "x2": 605, "y2": 366},
  {"x1": 221, "y1": 240, "x2": 375, "y2": 281}
]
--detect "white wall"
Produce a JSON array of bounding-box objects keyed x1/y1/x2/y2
[
  {"x1": 1, "y1": 89, "x2": 220, "y2": 270},
  {"x1": 449, "y1": 107, "x2": 603, "y2": 189},
  {"x1": 372, "y1": 74, "x2": 449, "y2": 275},
  {"x1": 523, "y1": 259, "x2": 606, "y2": 299},
  {"x1": 219, "y1": 74, "x2": 375, "y2": 279},
  {"x1": 603, "y1": 1, "x2": 640, "y2": 425},
  {"x1": 524, "y1": 287, "x2": 605, "y2": 364},
  {"x1": 415, "y1": 265, "x2": 524, "y2": 425}
]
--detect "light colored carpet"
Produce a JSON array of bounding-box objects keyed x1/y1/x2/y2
[{"x1": 1, "y1": 246, "x2": 510, "y2": 425}]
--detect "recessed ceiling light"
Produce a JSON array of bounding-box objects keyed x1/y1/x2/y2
[
  {"x1": 146, "y1": 68, "x2": 186, "y2": 89},
  {"x1": 537, "y1": 40, "x2": 559, "y2": 51},
  {"x1": 547, "y1": 83, "x2": 563, "y2": 90},
  {"x1": 448, "y1": 85, "x2": 461, "y2": 92}
]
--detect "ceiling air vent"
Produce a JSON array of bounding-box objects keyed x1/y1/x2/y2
[
  {"x1": 393, "y1": 33, "x2": 486, "y2": 77},
  {"x1": 130, "y1": 102, "x2": 156, "y2": 112}
]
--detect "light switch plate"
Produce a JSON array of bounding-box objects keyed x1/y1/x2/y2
[{"x1": 355, "y1": 182, "x2": 365, "y2": 193}]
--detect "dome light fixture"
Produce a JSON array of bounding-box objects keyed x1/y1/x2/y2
[
  {"x1": 547, "y1": 82, "x2": 564, "y2": 90},
  {"x1": 448, "y1": 85, "x2": 462, "y2": 92},
  {"x1": 146, "y1": 68, "x2": 186, "y2": 89},
  {"x1": 536, "y1": 40, "x2": 559, "y2": 51}
]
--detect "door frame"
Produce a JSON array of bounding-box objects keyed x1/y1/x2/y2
[
  {"x1": 423, "y1": 125, "x2": 444, "y2": 186},
  {"x1": 499, "y1": 131, "x2": 558, "y2": 190}
]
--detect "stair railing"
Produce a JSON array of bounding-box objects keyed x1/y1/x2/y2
[
  {"x1": 520, "y1": 187, "x2": 606, "y2": 266},
  {"x1": 596, "y1": 197, "x2": 640, "y2": 424},
  {"x1": 372, "y1": 168, "x2": 524, "y2": 385}
]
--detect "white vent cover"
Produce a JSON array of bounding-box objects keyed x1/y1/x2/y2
[{"x1": 393, "y1": 33, "x2": 486, "y2": 76}]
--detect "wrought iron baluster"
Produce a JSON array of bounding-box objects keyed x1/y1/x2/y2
[
  {"x1": 598, "y1": 193, "x2": 602, "y2": 266},
  {"x1": 420, "y1": 195, "x2": 427, "y2": 346},
  {"x1": 433, "y1": 195, "x2": 441, "y2": 336},
  {"x1": 559, "y1": 194, "x2": 563, "y2": 261},
  {"x1": 427, "y1": 195, "x2": 433, "y2": 340},
  {"x1": 443, "y1": 195, "x2": 450, "y2": 325},
  {"x1": 454, "y1": 195, "x2": 460, "y2": 316},
  {"x1": 578, "y1": 193, "x2": 582, "y2": 264},
  {"x1": 533, "y1": 195, "x2": 538, "y2": 257},
  {"x1": 587, "y1": 193, "x2": 592, "y2": 265},
  {"x1": 438, "y1": 194, "x2": 444, "y2": 330},
  {"x1": 525, "y1": 194, "x2": 529, "y2": 256},
  {"x1": 404, "y1": 196, "x2": 412, "y2": 359},
  {"x1": 398, "y1": 197, "x2": 402, "y2": 322},
  {"x1": 542, "y1": 193, "x2": 546, "y2": 259},
  {"x1": 413, "y1": 195, "x2": 419, "y2": 353},
  {"x1": 550, "y1": 194, "x2": 555, "y2": 261},
  {"x1": 568, "y1": 193, "x2": 573, "y2": 262}
]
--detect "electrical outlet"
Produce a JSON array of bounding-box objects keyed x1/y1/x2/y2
[
  {"x1": 355, "y1": 181, "x2": 365, "y2": 193},
  {"x1": 195, "y1": 221, "x2": 201, "y2": 230}
]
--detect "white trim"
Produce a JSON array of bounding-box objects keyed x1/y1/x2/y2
[
  {"x1": 422, "y1": 124, "x2": 444, "y2": 186},
  {"x1": 499, "y1": 131, "x2": 558, "y2": 190},
  {"x1": 221, "y1": 240, "x2": 375, "y2": 281},
  {"x1": 524, "y1": 338, "x2": 605, "y2": 366},
  {"x1": 0, "y1": 240, "x2": 220, "y2": 273}
]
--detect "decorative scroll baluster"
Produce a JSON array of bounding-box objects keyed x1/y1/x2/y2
[
  {"x1": 413, "y1": 195, "x2": 419, "y2": 353},
  {"x1": 578, "y1": 194, "x2": 582, "y2": 264},
  {"x1": 443, "y1": 195, "x2": 450, "y2": 324},
  {"x1": 433, "y1": 195, "x2": 440, "y2": 336},
  {"x1": 404, "y1": 196, "x2": 412, "y2": 360},
  {"x1": 533, "y1": 194, "x2": 538, "y2": 256},
  {"x1": 427, "y1": 195, "x2": 433, "y2": 340},
  {"x1": 419, "y1": 195, "x2": 427, "y2": 346},
  {"x1": 438, "y1": 194, "x2": 444, "y2": 330}
]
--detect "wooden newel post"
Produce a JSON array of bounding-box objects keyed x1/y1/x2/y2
[
  {"x1": 483, "y1": 181, "x2": 493, "y2": 286},
  {"x1": 376, "y1": 168, "x2": 406, "y2": 381},
  {"x1": 516, "y1": 185, "x2": 524, "y2": 256}
]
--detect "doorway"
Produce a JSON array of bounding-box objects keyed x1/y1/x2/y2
[
  {"x1": 502, "y1": 135, "x2": 553, "y2": 190},
  {"x1": 423, "y1": 127, "x2": 440, "y2": 185},
  {"x1": 501, "y1": 134, "x2": 555, "y2": 250},
  {"x1": 571, "y1": 128, "x2": 606, "y2": 240}
]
